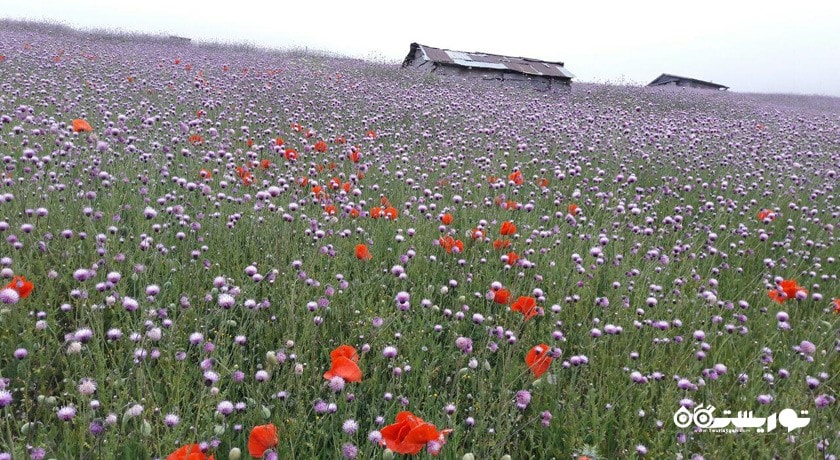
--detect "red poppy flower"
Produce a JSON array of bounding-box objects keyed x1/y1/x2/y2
[
  {"x1": 167, "y1": 444, "x2": 213, "y2": 460},
  {"x1": 324, "y1": 204, "x2": 337, "y2": 215},
  {"x1": 248, "y1": 424, "x2": 278, "y2": 458},
  {"x1": 237, "y1": 166, "x2": 254, "y2": 186},
  {"x1": 370, "y1": 206, "x2": 383, "y2": 219},
  {"x1": 493, "y1": 239, "x2": 510, "y2": 250},
  {"x1": 500, "y1": 221, "x2": 517, "y2": 236},
  {"x1": 189, "y1": 134, "x2": 204, "y2": 145},
  {"x1": 568, "y1": 204, "x2": 580, "y2": 216},
  {"x1": 536, "y1": 178, "x2": 549, "y2": 188},
  {"x1": 503, "y1": 200, "x2": 518, "y2": 211},
  {"x1": 380, "y1": 411, "x2": 451, "y2": 456},
  {"x1": 348, "y1": 150, "x2": 361, "y2": 163},
  {"x1": 349, "y1": 208, "x2": 360, "y2": 218},
  {"x1": 199, "y1": 169, "x2": 212, "y2": 180},
  {"x1": 508, "y1": 171, "x2": 523, "y2": 185},
  {"x1": 5, "y1": 276, "x2": 33, "y2": 299},
  {"x1": 260, "y1": 159, "x2": 271, "y2": 170},
  {"x1": 505, "y1": 252, "x2": 519, "y2": 266},
  {"x1": 246, "y1": 138, "x2": 254, "y2": 147},
  {"x1": 335, "y1": 136, "x2": 347, "y2": 144},
  {"x1": 331, "y1": 345, "x2": 359, "y2": 363},
  {"x1": 355, "y1": 244, "x2": 372, "y2": 261},
  {"x1": 284, "y1": 149, "x2": 298, "y2": 161},
  {"x1": 314, "y1": 140, "x2": 328, "y2": 153},
  {"x1": 833, "y1": 299, "x2": 840, "y2": 314},
  {"x1": 275, "y1": 137, "x2": 284, "y2": 146},
  {"x1": 384, "y1": 207, "x2": 398, "y2": 220},
  {"x1": 440, "y1": 214, "x2": 453, "y2": 225},
  {"x1": 768, "y1": 279, "x2": 808, "y2": 303},
  {"x1": 511, "y1": 296, "x2": 538, "y2": 321},
  {"x1": 365, "y1": 130, "x2": 377, "y2": 139},
  {"x1": 757, "y1": 209, "x2": 776, "y2": 221},
  {"x1": 323, "y1": 345, "x2": 362, "y2": 382},
  {"x1": 291, "y1": 123, "x2": 303, "y2": 132},
  {"x1": 526, "y1": 343, "x2": 553, "y2": 378},
  {"x1": 72, "y1": 119, "x2": 93, "y2": 133},
  {"x1": 438, "y1": 236, "x2": 464, "y2": 254},
  {"x1": 493, "y1": 288, "x2": 511, "y2": 305}
]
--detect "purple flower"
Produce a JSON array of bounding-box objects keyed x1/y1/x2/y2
[
  {"x1": 57, "y1": 405, "x2": 76, "y2": 421},
  {"x1": 341, "y1": 443, "x2": 358, "y2": 459},
  {"x1": 540, "y1": 410, "x2": 552, "y2": 427},
  {"x1": 0, "y1": 390, "x2": 12, "y2": 407},
  {"x1": 515, "y1": 390, "x2": 531, "y2": 410},
  {"x1": 329, "y1": 376, "x2": 346, "y2": 393},
  {"x1": 89, "y1": 420, "x2": 104, "y2": 436},
  {"x1": 164, "y1": 413, "x2": 180, "y2": 427},
  {"x1": 0, "y1": 288, "x2": 19, "y2": 305},
  {"x1": 455, "y1": 336, "x2": 473, "y2": 354},
  {"x1": 216, "y1": 400, "x2": 234, "y2": 416},
  {"x1": 814, "y1": 394, "x2": 835, "y2": 409},
  {"x1": 383, "y1": 346, "x2": 398, "y2": 358},
  {"x1": 368, "y1": 430, "x2": 382, "y2": 443},
  {"x1": 342, "y1": 419, "x2": 358, "y2": 434},
  {"x1": 799, "y1": 340, "x2": 816, "y2": 355}
]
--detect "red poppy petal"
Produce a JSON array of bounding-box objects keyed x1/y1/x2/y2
[
  {"x1": 330, "y1": 356, "x2": 362, "y2": 382},
  {"x1": 248, "y1": 424, "x2": 278, "y2": 458},
  {"x1": 404, "y1": 423, "x2": 440, "y2": 445},
  {"x1": 330, "y1": 345, "x2": 359, "y2": 363},
  {"x1": 167, "y1": 444, "x2": 204, "y2": 460}
]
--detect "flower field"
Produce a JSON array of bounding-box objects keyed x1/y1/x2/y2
[{"x1": 0, "y1": 21, "x2": 838, "y2": 459}]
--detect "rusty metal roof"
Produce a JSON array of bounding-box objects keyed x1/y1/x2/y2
[
  {"x1": 648, "y1": 73, "x2": 728, "y2": 90},
  {"x1": 403, "y1": 43, "x2": 574, "y2": 79}
]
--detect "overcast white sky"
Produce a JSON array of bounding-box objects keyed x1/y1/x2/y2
[{"x1": 3, "y1": 0, "x2": 840, "y2": 96}]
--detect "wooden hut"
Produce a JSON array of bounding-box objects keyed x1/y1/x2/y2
[
  {"x1": 402, "y1": 43, "x2": 574, "y2": 92},
  {"x1": 648, "y1": 73, "x2": 728, "y2": 90}
]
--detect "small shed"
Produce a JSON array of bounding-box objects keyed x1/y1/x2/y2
[
  {"x1": 648, "y1": 73, "x2": 728, "y2": 91},
  {"x1": 402, "y1": 43, "x2": 574, "y2": 92},
  {"x1": 169, "y1": 35, "x2": 192, "y2": 43}
]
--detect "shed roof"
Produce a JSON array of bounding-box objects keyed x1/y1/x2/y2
[
  {"x1": 403, "y1": 43, "x2": 575, "y2": 79},
  {"x1": 648, "y1": 73, "x2": 728, "y2": 90}
]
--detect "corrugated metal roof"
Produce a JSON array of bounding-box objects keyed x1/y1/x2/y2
[
  {"x1": 452, "y1": 59, "x2": 507, "y2": 70},
  {"x1": 445, "y1": 50, "x2": 472, "y2": 61},
  {"x1": 404, "y1": 43, "x2": 573, "y2": 80},
  {"x1": 648, "y1": 73, "x2": 728, "y2": 90}
]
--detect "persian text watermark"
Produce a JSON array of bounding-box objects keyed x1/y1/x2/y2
[{"x1": 673, "y1": 404, "x2": 810, "y2": 433}]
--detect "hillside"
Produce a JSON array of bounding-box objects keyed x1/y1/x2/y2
[{"x1": 0, "y1": 20, "x2": 838, "y2": 460}]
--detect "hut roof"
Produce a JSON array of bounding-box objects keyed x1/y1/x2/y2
[
  {"x1": 648, "y1": 73, "x2": 728, "y2": 90},
  {"x1": 403, "y1": 43, "x2": 574, "y2": 79}
]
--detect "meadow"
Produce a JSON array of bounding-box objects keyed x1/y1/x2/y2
[{"x1": 0, "y1": 21, "x2": 838, "y2": 460}]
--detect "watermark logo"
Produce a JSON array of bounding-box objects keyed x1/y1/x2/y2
[{"x1": 673, "y1": 404, "x2": 810, "y2": 433}]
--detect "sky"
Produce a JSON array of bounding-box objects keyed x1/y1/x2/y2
[{"x1": 2, "y1": 0, "x2": 840, "y2": 96}]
